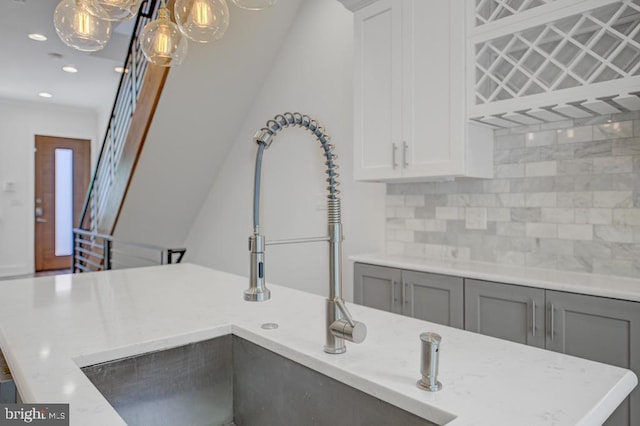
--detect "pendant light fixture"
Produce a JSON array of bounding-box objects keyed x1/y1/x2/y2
[
  {"x1": 54, "y1": 0, "x2": 276, "y2": 66},
  {"x1": 140, "y1": 0, "x2": 188, "y2": 67},
  {"x1": 230, "y1": 0, "x2": 277, "y2": 10},
  {"x1": 54, "y1": 0, "x2": 112, "y2": 52},
  {"x1": 88, "y1": 0, "x2": 143, "y2": 21},
  {"x1": 174, "y1": 0, "x2": 229, "y2": 43}
]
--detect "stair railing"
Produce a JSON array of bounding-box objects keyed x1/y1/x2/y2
[
  {"x1": 79, "y1": 0, "x2": 160, "y2": 234},
  {"x1": 72, "y1": 228, "x2": 186, "y2": 273}
]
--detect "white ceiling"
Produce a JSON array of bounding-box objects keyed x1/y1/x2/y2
[{"x1": 0, "y1": 0, "x2": 134, "y2": 113}]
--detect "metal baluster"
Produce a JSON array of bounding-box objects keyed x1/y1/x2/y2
[{"x1": 104, "y1": 239, "x2": 113, "y2": 271}]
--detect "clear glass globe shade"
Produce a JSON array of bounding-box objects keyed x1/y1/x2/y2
[
  {"x1": 88, "y1": 0, "x2": 142, "y2": 21},
  {"x1": 140, "y1": 8, "x2": 188, "y2": 67},
  {"x1": 175, "y1": 0, "x2": 229, "y2": 43},
  {"x1": 231, "y1": 0, "x2": 276, "y2": 10},
  {"x1": 54, "y1": 0, "x2": 112, "y2": 52}
]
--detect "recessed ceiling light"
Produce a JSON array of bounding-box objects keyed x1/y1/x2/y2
[
  {"x1": 114, "y1": 66, "x2": 128, "y2": 74},
  {"x1": 28, "y1": 33, "x2": 47, "y2": 42},
  {"x1": 62, "y1": 65, "x2": 78, "y2": 73},
  {"x1": 38, "y1": 92, "x2": 53, "y2": 99}
]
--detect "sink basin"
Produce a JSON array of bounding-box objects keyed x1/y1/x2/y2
[{"x1": 82, "y1": 335, "x2": 438, "y2": 426}]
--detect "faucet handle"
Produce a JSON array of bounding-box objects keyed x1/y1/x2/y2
[
  {"x1": 330, "y1": 319, "x2": 367, "y2": 344},
  {"x1": 334, "y1": 298, "x2": 355, "y2": 327}
]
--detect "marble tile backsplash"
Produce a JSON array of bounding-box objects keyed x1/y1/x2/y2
[{"x1": 386, "y1": 113, "x2": 640, "y2": 278}]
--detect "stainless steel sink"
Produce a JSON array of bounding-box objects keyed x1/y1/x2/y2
[{"x1": 82, "y1": 335, "x2": 438, "y2": 426}]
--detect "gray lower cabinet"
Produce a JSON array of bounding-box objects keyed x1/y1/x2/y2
[
  {"x1": 354, "y1": 263, "x2": 463, "y2": 328},
  {"x1": 402, "y1": 270, "x2": 463, "y2": 328},
  {"x1": 0, "y1": 381, "x2": 16, "y2": 404},
  {"x1": 546, "y1": 290, "x2": 640, "y2": 426},
  {"x1": 465, "y1": 279, "x2": 639, "y2": 426},
  {"x1": 353, "y1": 263, "x2": 402, "y2": 315},
  {"x1": 464, "y1": 279, "x2": 545, "y2": 348}
]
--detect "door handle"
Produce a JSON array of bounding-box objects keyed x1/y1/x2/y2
[
  {"x1": 549, "y1": 303, "x2": 555, "y2": 341},
  {"x1": 402, "y1": 141, "x2": 408, "y2": 168},
  {"x1": 403, "y1": 280, "x2": 409, "y2": 305},
  {"x1": 531, "y1": 299, "x2": 536, "y2": 337},
  {"x1": 391, "y1": 280, "x2": 398, "y2": 304},
  {"x1": 36, "y1": 218, "x2": 47, "y2": 223},
  {"x1": 392, "y1": 143, "x2": 398, "y2": 169}
]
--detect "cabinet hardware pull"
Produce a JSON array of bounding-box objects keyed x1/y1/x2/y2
[
  {"x1": 549, "y1": 303, "x2": 555, "y2": 341},
  {"x1": 402, "y1": 141, "x2": 408, "y2": 168},
  {"x1": 392, "y1": 143, "x2": 398, "y2": 169},
  {"x1": 403, "y1": 280, "x2": 409, "y2": 305},
  {"x1": 391, "y1": 280, "x2": 398, "y2": 304},
  {"x1": 532, "y1": 299, "x2": 536, "y2": 337}
]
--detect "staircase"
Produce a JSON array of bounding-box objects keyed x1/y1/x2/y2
[
  {"x1": 74, "y1": 0, "x2": 307, "y2": 272},
  {"x1": 80, "y1": 0, "x2": 166, "y2": 235},
  {"x1": 74, "y1": 0, "x2": 183, "y2": 273}
]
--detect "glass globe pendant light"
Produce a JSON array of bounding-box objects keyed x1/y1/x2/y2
[
  {"x1": 175, "y1": 0, "x2": 229, "y2": 43},
  {"x1": 88, "y1": 0, "x2": 142, "y2": 21},
  {"x1": 54, "y1": 0, "x2": 112, "y2": 52},
  {"x1": 140, "y1": 0, "x2": 188, "y2": 67},
  {"x1": 230, "y1": 0, "x2": 276, "y2": 10}
]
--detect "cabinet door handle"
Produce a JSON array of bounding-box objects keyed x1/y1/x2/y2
[
  {"x1": 403, "y1": 280, "x2": 409, "y2": 305},
  {"x1": 531, "y1": 300, "x2": 536, "y2": 337},
  {"x1": 549, "y1": 303, "x2": 555, "y2": 341},
  {"x1": 402, "y1": 141, "x2": 408, "y2": 168},
  {"x1": 392, "y1": 143, "x2": 398, "y2": 169},
  {"x1": 391, "y1": 280, "x2": 398, "y2": 304}
]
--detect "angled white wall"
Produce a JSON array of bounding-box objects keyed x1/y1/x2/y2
[
  {"x1": 0, "y1": 99, "x2": 98, "y2": 277},
  {"x1": 184, "y1": 0, "x2": 386, "y2": 299},
  {"x1": 113, "y1": 0, "x2": 304, "y2": 247}
]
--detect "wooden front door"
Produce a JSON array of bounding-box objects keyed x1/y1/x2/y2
[{"x1": 34, "y1": 135, "x2": 91, "y2": 271}]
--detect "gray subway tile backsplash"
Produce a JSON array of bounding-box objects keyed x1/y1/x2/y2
[{"x1": 386, "y1": 117, "x2": 640, "y2": 279}]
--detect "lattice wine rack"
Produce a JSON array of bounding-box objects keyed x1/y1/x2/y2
[
  {"x1": 476, "y1": 0, "x2": 557, "y2": 26},
  {"x1": 469, "y1": 0, "x2": 640, "y2": 127}
]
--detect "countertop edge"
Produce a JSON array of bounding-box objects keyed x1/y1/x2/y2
[{"x1": 578, "y1": 371, "x2": 638, "y2": 426}]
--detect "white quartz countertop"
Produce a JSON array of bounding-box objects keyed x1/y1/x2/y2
[
  {"x1": 350, "y1": 254, "x2": 640, "y2": 302},
  {"x1": 0, "y1": 264, "x2": 636, "y2": 425}
]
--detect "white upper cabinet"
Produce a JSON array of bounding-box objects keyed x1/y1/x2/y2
[
  {"x1": 353, "y1": 0, "x2": 493, "y2": 182},
  {"x1": 346, "y1": 0, "x2": 640, "y2": 180}
]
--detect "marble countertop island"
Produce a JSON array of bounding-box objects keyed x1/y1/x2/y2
[{"x1": 0, "y1": 264, "x2": 636, "y2": 425}]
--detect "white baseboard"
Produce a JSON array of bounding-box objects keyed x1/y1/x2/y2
[{"x1": 0, "y1": 264, "x2": 31, "y2": 279}]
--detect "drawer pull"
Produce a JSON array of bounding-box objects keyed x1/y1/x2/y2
[{"x1": 532, "y1": 299, "x2": 536, "y2": 337}]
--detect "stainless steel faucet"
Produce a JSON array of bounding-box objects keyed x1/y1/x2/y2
[{"x1": 244, "y1": 112, "x2": 366, "y2": 354}]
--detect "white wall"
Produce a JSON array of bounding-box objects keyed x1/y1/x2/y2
[
  {"x1": 184, "y1": 0, "x2": 386, "y2": 300},
  {"x1": 114, "y1": 0, "x2": 303, "y2": 247},
  {"x1": 0, "y1": 99, "x2": 98, "y2": 277}
]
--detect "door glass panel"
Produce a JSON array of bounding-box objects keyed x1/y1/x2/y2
[{"x1": 55, "y1": 149, "x2": 74, "y2": 256}]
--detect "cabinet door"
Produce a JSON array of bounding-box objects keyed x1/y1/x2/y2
[
  {"x1": 546, "y1": 291, "x2": 640, "y2": 426},
  {"x1": 354, "y1": 263, "x2": 402, "y2": 314},
  {"x1": 0, "y1": 381, "x2": 16, "y2": 403},
  {"x1": 401, "y1": 0, "x2": 465, "y2": 178},
  {"x1": 402, "y1": 270, "x2": 463, "y2": 328},
  {"x1": 353, "y1": 0, "x2": 403, "y2": 181},
  {"x1": 465, "y1": 279, "x2": 545, "y2": 348}
]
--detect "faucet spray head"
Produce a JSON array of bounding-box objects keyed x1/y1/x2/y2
[{"x1": 245, "y1": 233, "x2": 270, "y2": 302}]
